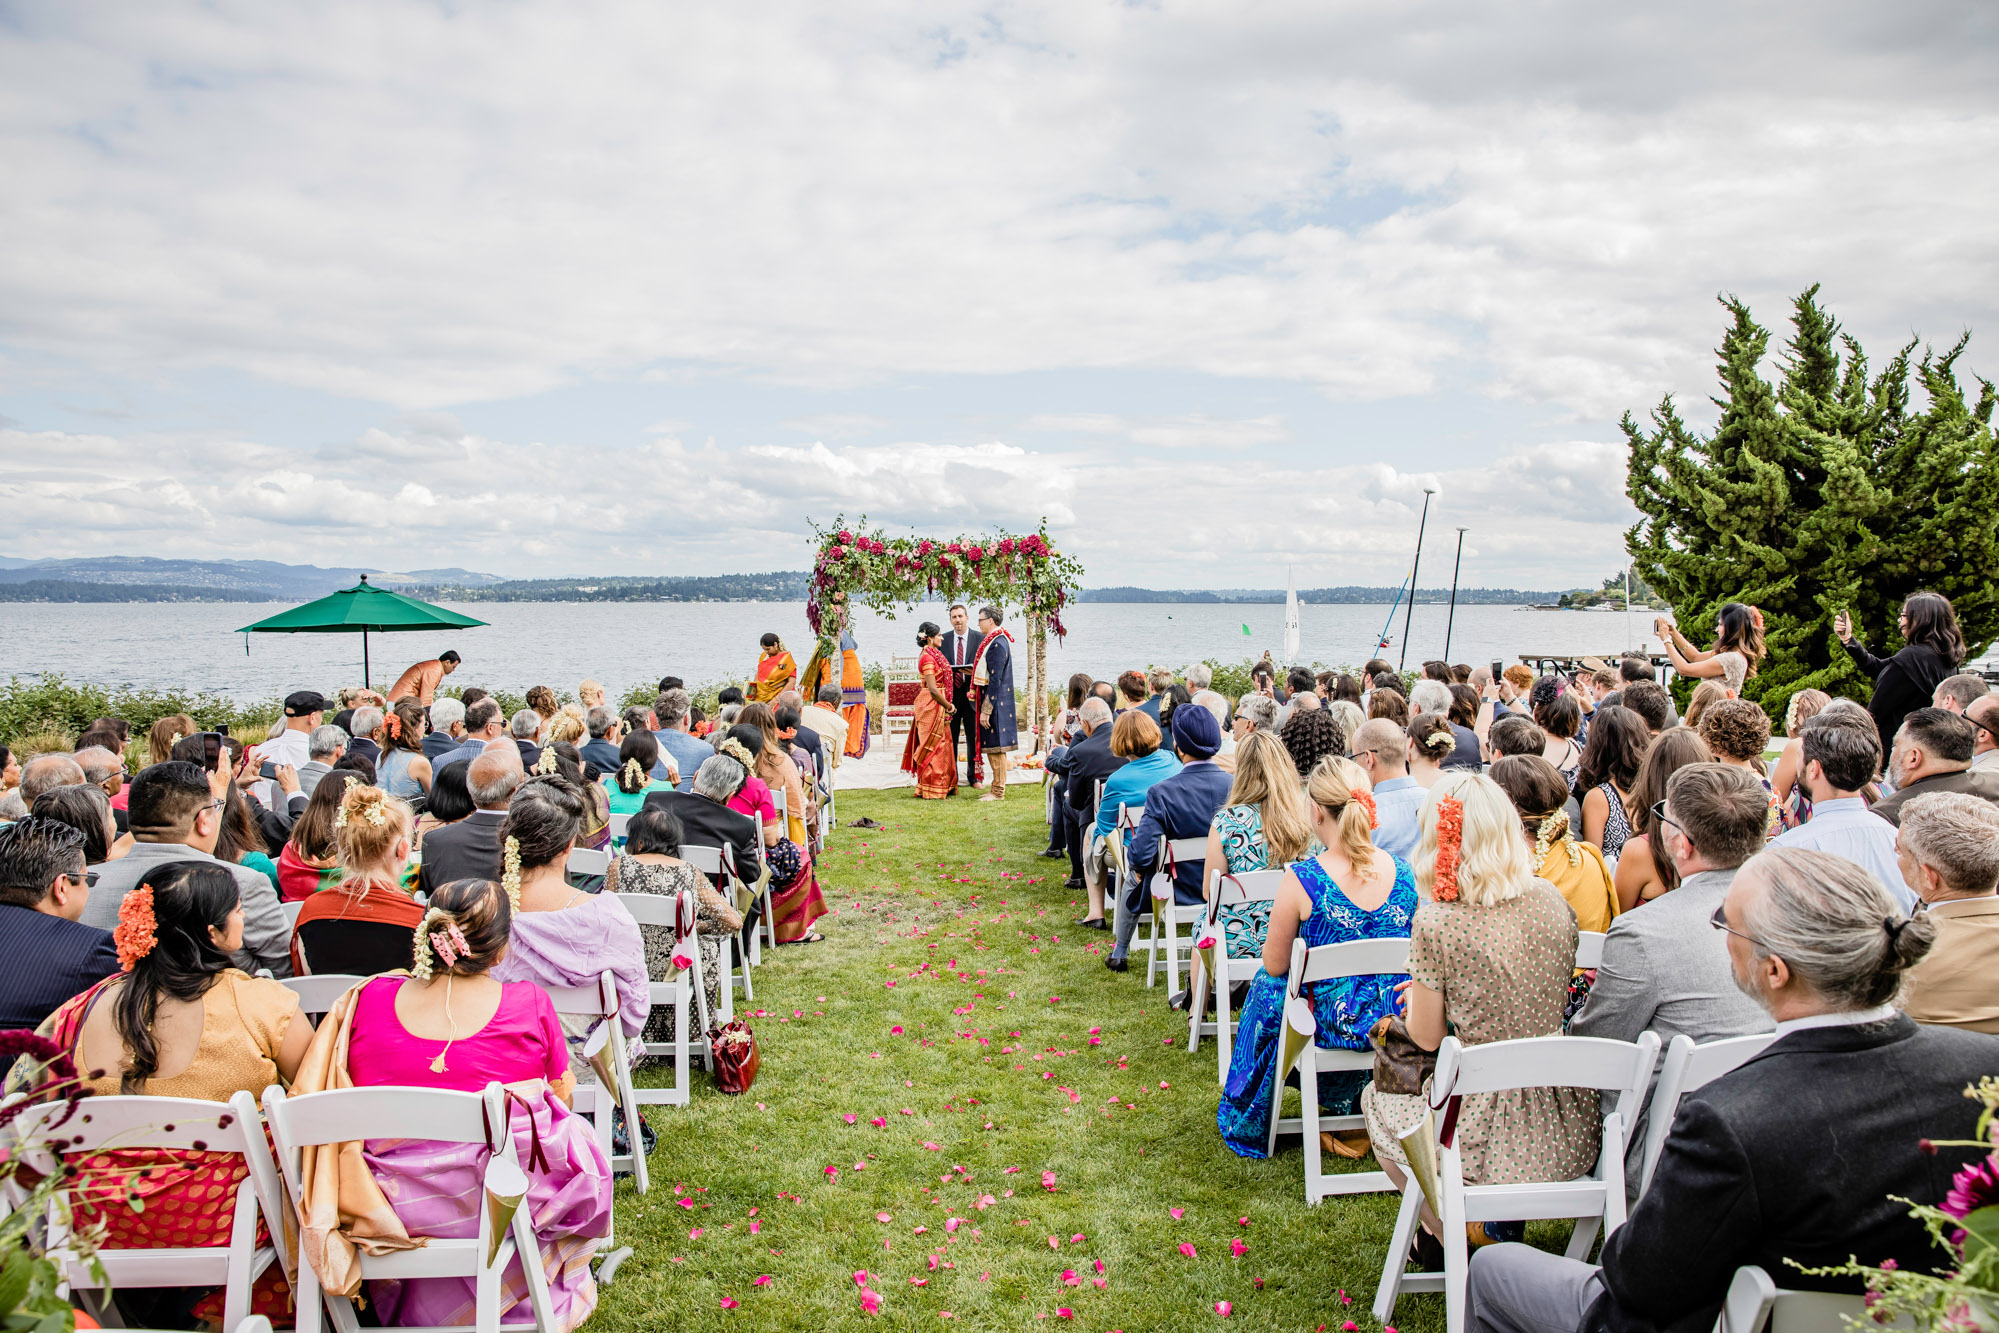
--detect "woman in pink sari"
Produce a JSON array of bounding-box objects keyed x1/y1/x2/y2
[
  {"x1": 332, "y1": 874, "x2": 614, "y2": 1331},
  {"x1": 901, "y1": 621, "x2": 956, "y2": 800}
]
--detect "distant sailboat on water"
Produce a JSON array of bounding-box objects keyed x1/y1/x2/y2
[{"x1": 1284, "y1": 566, "x2": 1300, "y2": 666}]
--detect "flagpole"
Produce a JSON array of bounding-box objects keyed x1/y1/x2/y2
[
  {"x1": 1398, "y1": 487, "x2": 1437, "y2": 672},
  {"x1": 1442, "y1": 528, "x2": 1467, "y2": 661}
]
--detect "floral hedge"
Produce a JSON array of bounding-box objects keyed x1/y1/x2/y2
[{"x1": 805, "y1": 516, "x2": 1085, "y2": 650}]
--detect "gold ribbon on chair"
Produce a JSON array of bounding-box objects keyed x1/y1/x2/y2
[
  {"x1": 483, "y1": 1155, "x2": 529, "y2": 1269},
  {"x1": 1277, "y1": 996, "x2": 1315, "y2": 1087},
  {"x1": 1400, "y1": 1109, "x2": 1445, "y2": 1221}
]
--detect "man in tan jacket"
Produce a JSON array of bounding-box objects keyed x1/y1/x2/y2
[{"x1": 1895, "y1": 791, "x2": 1999, "y2": 1033}]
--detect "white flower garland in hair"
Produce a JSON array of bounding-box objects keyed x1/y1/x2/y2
[
  {"x1": 332, "y1": 775, "x2": 362, "y2": 827},
  {"x1": 1532, "y1": 808, "x2": 1583, "y2": 874},
  {"x1": 621, "y1": 757, "x2": 645, "y2": 788},
  {"x1": 410, "y1": 906, "x2": 447, "y2": 980},
  {"x1": 501, "y1": 835, "x2": 523, "y2": 913},
  {"x1": 534, "y1": 746, "x2": 559, "y2": 775}
]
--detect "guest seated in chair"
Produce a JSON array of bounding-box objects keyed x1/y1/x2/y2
[
  {"x1": 1218, "y1": 756, "x2": 1414, "y2": 1159},
  {"x1": 1202, "y1": 732, "x2": 1323, "y2": 964},
  {"x1": 1466, "y1": 847, "x2": 1999, "y2": 1333},
  {"x1": 1114, "y1": 702, "x2": 1232, "y2": 972},
  {"x1": 291, "y1": 781, "x2": 425, "y2": 977},
  {"x1": 25, "y1": 860, "x2": 308, "y2": 1328},
  {"x1": 604, "y1": 808, "x2": 741, "y2": 1050},
  {"x1": 295, "y1": 875, "x2": 614, "y2": 1331}
]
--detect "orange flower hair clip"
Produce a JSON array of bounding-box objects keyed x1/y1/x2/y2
[
  {"x1": 115, "y1": 884, "x2": 160, "y2": 970},
  {"x1": 1352, "y1": 789, "x2": 1379, "y2": 830},
  {"x1": 1432, "y1": 795, "x2": 1465, "y2": 903}
]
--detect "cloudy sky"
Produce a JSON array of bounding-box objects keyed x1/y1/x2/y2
[{"x1": 3, "y1": 1, "x2": 1995, "y2": 589}]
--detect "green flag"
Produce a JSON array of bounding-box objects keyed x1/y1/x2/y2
[{"x1": 1240, "y1": 623, "x2": 1251, "y2": 635}]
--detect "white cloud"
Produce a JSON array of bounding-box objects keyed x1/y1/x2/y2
[{"x1": 0, "y1": 422, "x2": 1633, "y2": 585}]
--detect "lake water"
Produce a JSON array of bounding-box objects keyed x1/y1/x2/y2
[{"x1": 0, "y1": 599, "x2": 1670, "y2": 703}]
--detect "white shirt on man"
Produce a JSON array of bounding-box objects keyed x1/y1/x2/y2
[{"x1": 1771, "y1": 796, "x2": 1914, "y2": 912}]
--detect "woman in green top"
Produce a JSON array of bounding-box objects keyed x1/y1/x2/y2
[
  {"x1": 216, "y1": 781, "x2": 281, "y2": 891},
  {"x1": 606, "y1": 730, "x2": 676, "y2": 817}
]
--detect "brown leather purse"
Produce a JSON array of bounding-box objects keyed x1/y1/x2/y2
[
  {"x1": 709, "y1": 1020, "x2": 761, "y2": 1094},
  {"x1": 1368, "y1": 1014, "x2": 1438, "y2": 1095}
]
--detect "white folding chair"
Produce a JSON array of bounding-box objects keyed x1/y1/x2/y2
[
  {"x1": 282, "y1": 973, "x2": 367, "y2": 1021},
  {"x1": 608, "y1": 812, "x2": 632, "y2": 843},
  {"x1": 1575, "y1": 931, "x2": 1607, "y2": 970},
  {"x1": 1266, "y1": 936, "x2": 1414, "y2": 1202},
  {"x1": 13, "y1": 1091, "x2": 284, "y2": 1333},
  {"x1": 565, "y1": 846, "x2": 612, "y2": 881},
  {"x1": 1713, "y1": 1263, "x2": 1897, "y2": 1333},
  {"x1": 543, "y1": 969, "x2": 651, "y2": 1194},
  {"x1": 1642, "y1": 1032, "x2": 1775, "y2": 1195},
  {"x1": 614, "y1": 888, "x2": 710, "y2": 1084},
  {"x1": 1143, "y1": 837, "x2": 1208, "y2": 991},
  {"x1": 1188, "y1": 867, "x2": 1288, "y2": 1083},
  {"x1": 1373, "y1": 1029, "x2": 1662, "y2": 1333},
  {"x1": 682, "y1": 843, "x2": 755, "y2": 1001},
  {"x1": 263, "y1": 1083, "x2": 558, "y2": 1333},
  {"x1": 283, "y1": 900, "x2": 305, "y2": 928}
]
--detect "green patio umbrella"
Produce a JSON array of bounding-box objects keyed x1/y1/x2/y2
[{"x1": 237, "y1": 575, "x2": 487, "y2": 689}]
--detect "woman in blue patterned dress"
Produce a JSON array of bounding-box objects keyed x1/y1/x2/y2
[
  {"x1": 1203, "y1": 732, "x2": 1323, "y2": 959},
  {"x1": 1218, "y1": 754, "x2": 1416, "y2": 1160}
]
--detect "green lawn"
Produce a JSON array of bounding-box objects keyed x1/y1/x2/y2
[{"x1": 596, "y1": 787, "x2": 1444, "y2": 1332}]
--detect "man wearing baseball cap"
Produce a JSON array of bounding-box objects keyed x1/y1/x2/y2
[
  {"x1": 1111, "y1": 703, "x2": 1234, "y2": 976},
  {"x1": 258, "y1": 690, "x2": 328, "y2": 777}
]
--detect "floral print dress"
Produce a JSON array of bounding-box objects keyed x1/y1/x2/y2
[{"x1": 1212, "y1": 803, "x2": 1324, "y2": 958}]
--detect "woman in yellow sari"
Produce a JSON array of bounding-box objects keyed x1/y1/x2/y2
[
  {"x1": 750, "y1": 632, "x2": 796, "y2": 704},
  {"x1": 900, "y1": 622, "x2": 956, "y2": 799}
]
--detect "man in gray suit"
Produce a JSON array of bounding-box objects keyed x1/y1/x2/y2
[
  {"x1": 1570, "y1": 763, "x2": 1774, "y2": 1182},
  {"x1": 1572, "y1": 762, "x2": 1775, "y2": 1046},
  {"x1": 297, "y1": 724, "x2": 348, "y2": 797}
]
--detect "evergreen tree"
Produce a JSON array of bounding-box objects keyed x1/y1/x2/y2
[{"x1": 1624, "y1": 289, "x2": 1999, "y2": 718}]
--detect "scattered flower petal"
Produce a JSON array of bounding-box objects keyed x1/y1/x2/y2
[
  {"x1": 754, "y1": 1275, "x2": 772, "y2": 1287},
  {"x1": 1179, "y1": 1243, "x2": 1198, "y2": 1258},
  {"x1": 843, "y1": 1113, "x2": 859, "y2": 1124},
  {"x1": 861, "y1": 1289, "x2": 882, "y2": 1315},
  {"x1": 1170, "y1": 1207, "x2": 1185, "y2": 1220},
  {"x1": 1216, "y1": 1301, "x2": 1233, "y2": 1317},
  {"x1": 1230, "y1": 1238, "x2": 1247, "y2": 1257},
  {"x1": 720, "y1": 1298, "x2": 739, "y2": 1309}
]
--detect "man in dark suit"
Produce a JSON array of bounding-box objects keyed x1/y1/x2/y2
[
  {"x1": 1467, "y1": 845, "x2": 1999, "y2": 1333},
  {"x1": 0, "y1": 816, "x2": 122, "y2": 1030},
  {"x1": 1062, "y1": 698, "x2": 1125, "y2": 919},
  {"x1": 423, "y1": 697, "x2": 469, "y2": 763},
  {"x1": 1115, "y1": 705, "x2": 1232, "y2": 974},
  {"x1": 940, "y1": 602, "x2": 984, "y2": 787},
  {"x1": 416, "y1": 749, "x2": 519, "y2": 896},
  {"x1": 645, "y1": 753, "x2": 767, "y2": 944},
  {"x1": 579, "y1": 707, "x2": 624, "y2": 775}
]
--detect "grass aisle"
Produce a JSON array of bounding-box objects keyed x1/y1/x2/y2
[{"x1": 596, "y1": 787, "x2": 1433, "y2": 1332}]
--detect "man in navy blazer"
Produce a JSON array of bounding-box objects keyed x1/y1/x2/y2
[
  {"x1": 1113, "y1": 704, "x2": 1231, "y2": 971},
  {"x1": 0, "y1": 816, "x2": 122, "y2": 1031}
]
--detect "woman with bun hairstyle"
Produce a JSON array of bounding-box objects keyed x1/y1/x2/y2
[
  {"x1": 1490, "y1": 755, "x2": 1619, "y2": 933},
  {"x1": 304, "y1": 875, "x2": 613, "y2": 1330},
  {"x1": 34, "y1": 859, "x2": 308, "y2": 1326},
  {"x1": 291, "y1": 779, "x2": 427, "y2": 976},
  {"x1": 900, "y1": 621, "x2": 958, "y2": 800},
  {"x1": 1407, "y1": 714, "x2": 1456, "y2": 789},
  {"x1": 486, "y1": 776, "x2": 648, "y2": 1064},
  {"x1": 1218, "y1": 755, "x2": 1416, "y2": 1160},
  {"x1": 605, "y1": 730, "x2": 672, "y2": 818}
]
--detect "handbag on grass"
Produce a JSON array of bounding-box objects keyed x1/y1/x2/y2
[
  {"x1": 1368, "y1": 1013, "x2": 1437, "y2": 1095},
  {"x1": 709, "y1": 1020, "x2": 761, "y2": 1094}
]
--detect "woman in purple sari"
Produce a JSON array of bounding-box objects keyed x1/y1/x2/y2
[{"x1": 340, "y1": 875, "x2": 614, "y2": 1330}]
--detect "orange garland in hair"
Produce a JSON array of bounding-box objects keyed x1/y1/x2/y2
[
  {"x1": 1351, "y1": 789, "x2": 1379, "y2": 830},
  {"x1": 1431, "y1": 795, "x2": 1465, "y2": 903},
  {"x1": 115, "y1": 884, "x2": 160, "y2": 970}
]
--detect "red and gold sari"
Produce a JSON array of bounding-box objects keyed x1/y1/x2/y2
[
  {"x1": 750, "y1": 649, "x2": 796, "y2": 704},
  {"x1": 900, "y1": 644, "x2": 956, "y2": 799}
]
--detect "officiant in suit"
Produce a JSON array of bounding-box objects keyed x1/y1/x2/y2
[{"x1": 941, "y1": 602, "x2": 985, "y2": 788}]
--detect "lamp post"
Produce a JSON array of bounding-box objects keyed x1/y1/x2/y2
[
  {"x1": 1398, "y1": 487, "x2": 1437, "y2": 671},
  {"x1": 1442, "y1": 528, "x2": 1468, "y2": 661}
]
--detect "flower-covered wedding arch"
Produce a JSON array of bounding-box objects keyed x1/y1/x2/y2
[{"x1": 806, "y1": 516, "x2": 1086, "y2": 753}]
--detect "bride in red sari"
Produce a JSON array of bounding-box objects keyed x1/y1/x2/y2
[{"x1": 901, "y1": 622, "x2": 957, "y2": 799}]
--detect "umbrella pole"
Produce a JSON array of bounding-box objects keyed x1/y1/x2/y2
[{"x1": 364, "y1": 631, "x2": 371, "y2": 692}]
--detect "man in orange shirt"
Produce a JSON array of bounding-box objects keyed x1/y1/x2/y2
[{"x1": 387, "y1": 650, "x2": 461, "y2": 704}]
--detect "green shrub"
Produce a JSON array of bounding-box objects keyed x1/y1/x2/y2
[{"x1": 0, "y1": 674, "x2": 280, "y2": 749}]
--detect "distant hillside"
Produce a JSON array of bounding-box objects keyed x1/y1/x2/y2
[
  {"x1": 0, "y1": 579, "x2": 277, "y2": 603},
  {"x1": 436, "y1": 573, "x2": 815, "y2": 601},
  {"x1": 1077, "y1": 585, "x2": 1569, "y2": 604},
  {"x1": 0, "y1": 557, "x2": 506, "y2": 600}
]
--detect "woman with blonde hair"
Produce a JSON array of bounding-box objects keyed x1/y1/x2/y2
[
  {"x1": 1203, "y1": 731, "x2": 1323, "y2": 959},
  {"x1": 1326, "y1": 700, "x2": 1365, "y2": 756},
  {"x1": 541, "y1": 710, "x2": 586, "y2": 749},
  {"x1": 291, "y1": 780, "x2": 426, "y2": 976},
  {"x1": 1218, "y1": 755, "x2": 1416, "y2": 1159},
  {"x1": 1769, "y1": 687, "x2": 1831, "y2": 828},
  {"x1": 524, "y1": 685, "x2": 560, "y2": 724},
  {"x1": 1361, "y1": 773, "x2": 1600, "y2": 1253}
]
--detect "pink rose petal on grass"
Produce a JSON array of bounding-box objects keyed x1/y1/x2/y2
[
  {"x1": 1230, "y1": 1238, "x2": 1247, "y2": 1257},
  {"x1": 910, "y1": 1278, "x2": 929, "y2": 1286},
  {"x1": 754, "y1": 1275, "x2": 773, "y2": 1287},
  {"x1": 720, "y1": 1298, "x2": 739, "y2": 1309},
  {"x1": 1093, "y1": 1259, "x2": 1106, "y2": 1275},
  {"x1": 945, "y1": 1218, "x2": 962, "y2": 1233},
  {"x1": 860, "y1": 1289, "x2": 882, "y2": 1315},
  {"x1": 876, "y1": 1212, "x2": 894, "y2": 1223},
  {"x1": 1170, "y1": 1207, "x2": 1184, "y2": 1220},
  {"x1": 1060, "y1": 1269, "x2": 1080, "y2": 1286},
  {"x1": 854, "y1": 1271, "x2": 871, "y2": 1287},
  {"x1": 1216, "y1": 1301, "x2": 1232, "y2": 1317},
  {"x1": 1178, "y1": 1242, "x2": 1198, "y2": 1258},
  {"x1": 1093, "y1": 1278, "x2": 1107, "y2": 1289},
  {"x1": 870, "y1": 1117, "x2": 887, "y2": 1128},
  {"x1": 1238, "y1": 1216, "x2": 1250, "y2": 1227},
  {"x1": 689, "y1": 1228, "x2": 703, "y2": 1239},
  {"x1": 843, "y1": 1113, "x2": 859, "y2": 1124},
  {"x1": 1342, "y1": 1324, "x2": 1359, "y2": 1331},
  {"x1": 749, "y1": 1221, "x2": 761, "y2": 1234},
  {"x1": 1042, "y1": 1170, "x2": 1058, "y2": 1191},
  {"x1": 891, "y1": 1025, "x2": 904, "y2": 1034},
  {"x1": 825, "y1": 1165, "x2": 840, "y2": 1179},
  {"x1": 1057, "y1": 1310, "x2": 1074, "y2": 1320}
]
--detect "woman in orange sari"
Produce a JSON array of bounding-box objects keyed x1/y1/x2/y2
[
  {"x1": 901, "y1": 622, "x2": 956, "y2": 799},
  {"x1": 750, "y1": 632, "x2": 797, "y2": 704}
]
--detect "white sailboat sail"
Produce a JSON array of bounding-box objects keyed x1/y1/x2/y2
[{"x1": 1284, "y1": 566, "x2": 1300, "y2": 666}]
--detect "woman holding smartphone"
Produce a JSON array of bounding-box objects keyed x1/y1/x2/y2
[
  {"x1": 1654, "y1": 602, "x2": 1765, "y2": 698},
  {"x1": 1835, "y1": 591, "x2": 1966, "y2": 766}
]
